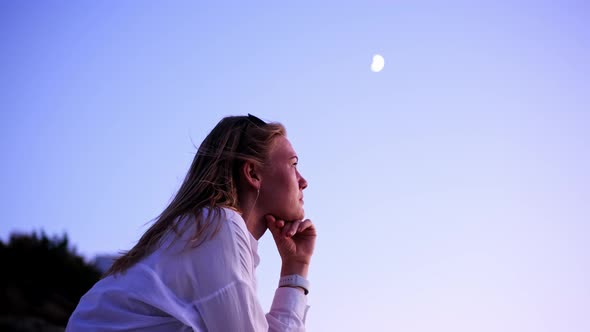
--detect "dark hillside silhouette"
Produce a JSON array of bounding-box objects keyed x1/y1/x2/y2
[{"x1": 0, "y1": 231, "x2": 101, "y2": 331}]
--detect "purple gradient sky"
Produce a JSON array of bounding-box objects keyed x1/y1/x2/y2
[{"x1": 1, "y1": 1, "x2": 589, "y2": 331}]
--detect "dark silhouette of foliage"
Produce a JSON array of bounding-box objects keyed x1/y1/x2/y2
[{"x1": 0, "y1": 231, "x2": 101, "y2": 329}]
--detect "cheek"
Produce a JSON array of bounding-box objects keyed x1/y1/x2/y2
[
  {"x1": 261, "y1": 168, "x2": 298, "y2": 197},
  {"x1": 272, "y1": 168, "x2": 295, "y2": 187}
]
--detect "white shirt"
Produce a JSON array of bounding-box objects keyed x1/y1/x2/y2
[{"x1": 66, "y1": 208, "x2": 309, "y2": 331}]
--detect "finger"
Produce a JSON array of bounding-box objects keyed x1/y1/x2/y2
[
  {"x1": 281, "y1": 221, "x2": 293, "y2": 237},
  {"x1": 265, "y1": 215, "x2": 281, "y2": 239},
  {"x1": 266, "y1": 215, "x2": 286, "y2": 228},
  {"x1": 285, "y1": 220, "x2": 303, "y2": 237},
  {"x1": 270, "y1": 216, "x2": 286, "y2": 231},
  {"x1": 265, "y1": 214, "x2": 275, "y2": 226},
  {"x1": 281, "y1": 221, "x2": 297, "y2": 237},
  {"x1": 266, "y1": 215, "x2": 290, "y2": 240},
  {"x1": 295, "y1": 219, "x2": 313, "y2": 233}
]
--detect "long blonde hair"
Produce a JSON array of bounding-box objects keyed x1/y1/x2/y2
[{"x1": 106, "y1": 115, "x2": 285, "y2": 275}]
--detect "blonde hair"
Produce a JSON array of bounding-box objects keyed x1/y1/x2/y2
[{"x1": 106, "y1": 115, "x2": 285, "y2": 275}]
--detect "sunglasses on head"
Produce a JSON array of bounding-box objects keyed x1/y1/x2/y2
[{"x1": 247, "y1": 113, "x2": 267, "y2": 126}]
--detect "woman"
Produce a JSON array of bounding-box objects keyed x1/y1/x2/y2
[{"x1": 66, "y1": 114, "x2": 316, "y2": 331}]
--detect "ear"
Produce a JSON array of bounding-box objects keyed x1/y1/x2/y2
[{"x1": 241, "y1": 160, "x2": 261, "y2": 190}]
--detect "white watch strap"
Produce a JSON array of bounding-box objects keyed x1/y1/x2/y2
[{"x1": 278, "y1": 274, "x2": 310, "y2": 295}]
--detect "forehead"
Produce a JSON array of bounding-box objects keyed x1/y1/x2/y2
[{"x1": 269, "y1": 136, "x2": 296, "y2": 160}]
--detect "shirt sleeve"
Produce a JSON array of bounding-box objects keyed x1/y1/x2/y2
[
  {"x1": 266, "y1": 287, "x2": 309, "y2": 330},
  {"x1": 193, "y1": 279, "x2": 308, "y2": 332},
  {"x1": 178, "y1": 214, "x2": 309, "y2": 331}
]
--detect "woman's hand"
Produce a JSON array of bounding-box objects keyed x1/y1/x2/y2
[{"x1": 265, "y1": 215, "x2": 316, "y2": 278}]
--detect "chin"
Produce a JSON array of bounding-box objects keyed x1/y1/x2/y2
[
  {"x1": 293, "y1": 209, "x2": 305, "y2": 221},
  {"x1": 277, "y1": 209, "x2": 305, "y2": 222}
]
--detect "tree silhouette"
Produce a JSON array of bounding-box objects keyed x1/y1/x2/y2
[{"x1": 0, "y1": 231, "x2": 101, "y2": 330}]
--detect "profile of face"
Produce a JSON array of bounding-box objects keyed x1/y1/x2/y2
[{"x1": 258, "y1": 136, "x2": 308, "y2": 222}]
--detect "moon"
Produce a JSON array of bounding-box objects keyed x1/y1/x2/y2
[{"x1": 371, "y1": 54, "x2": 385, "y2": 72}]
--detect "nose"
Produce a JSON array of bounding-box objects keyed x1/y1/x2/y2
[{"x1": 299, "y1": 172, "x2": 308, "y2": 190}]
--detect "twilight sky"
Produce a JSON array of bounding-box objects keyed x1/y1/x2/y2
[{"x1": 1, "y1": 1, "x2": 589, "y2": 331}]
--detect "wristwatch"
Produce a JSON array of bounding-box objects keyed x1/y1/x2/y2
[{"x1": 278, "y1": 274, "x2": 310, "y2": 295}]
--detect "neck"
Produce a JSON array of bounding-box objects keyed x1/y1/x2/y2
[
  {"x1": 242, "y1": 209, "x2": 267, "y2": 240},
  {"x1": 239, "y1": 191, "x2": 267, "y2": 240}
]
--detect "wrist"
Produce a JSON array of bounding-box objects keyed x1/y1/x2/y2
[
  {"x1": 278, "y1": 274, "x2": 310, "y2": 295},
  {"x1": 281, "y1": 261, "x2": 309, "y2": 278}
]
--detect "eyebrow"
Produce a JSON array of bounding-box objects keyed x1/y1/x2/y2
[{"x1": 290, "y1": 156, "x2": 299, "y2": 162}]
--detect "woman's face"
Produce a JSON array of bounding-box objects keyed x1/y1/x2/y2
[{"x1": 259, "y1": 136, "x2": 308, "y2": 222}]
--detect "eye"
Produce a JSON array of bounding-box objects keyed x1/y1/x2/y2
[{"x1": 292, "y1": 162, "x2": 298, "y2": 168}]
